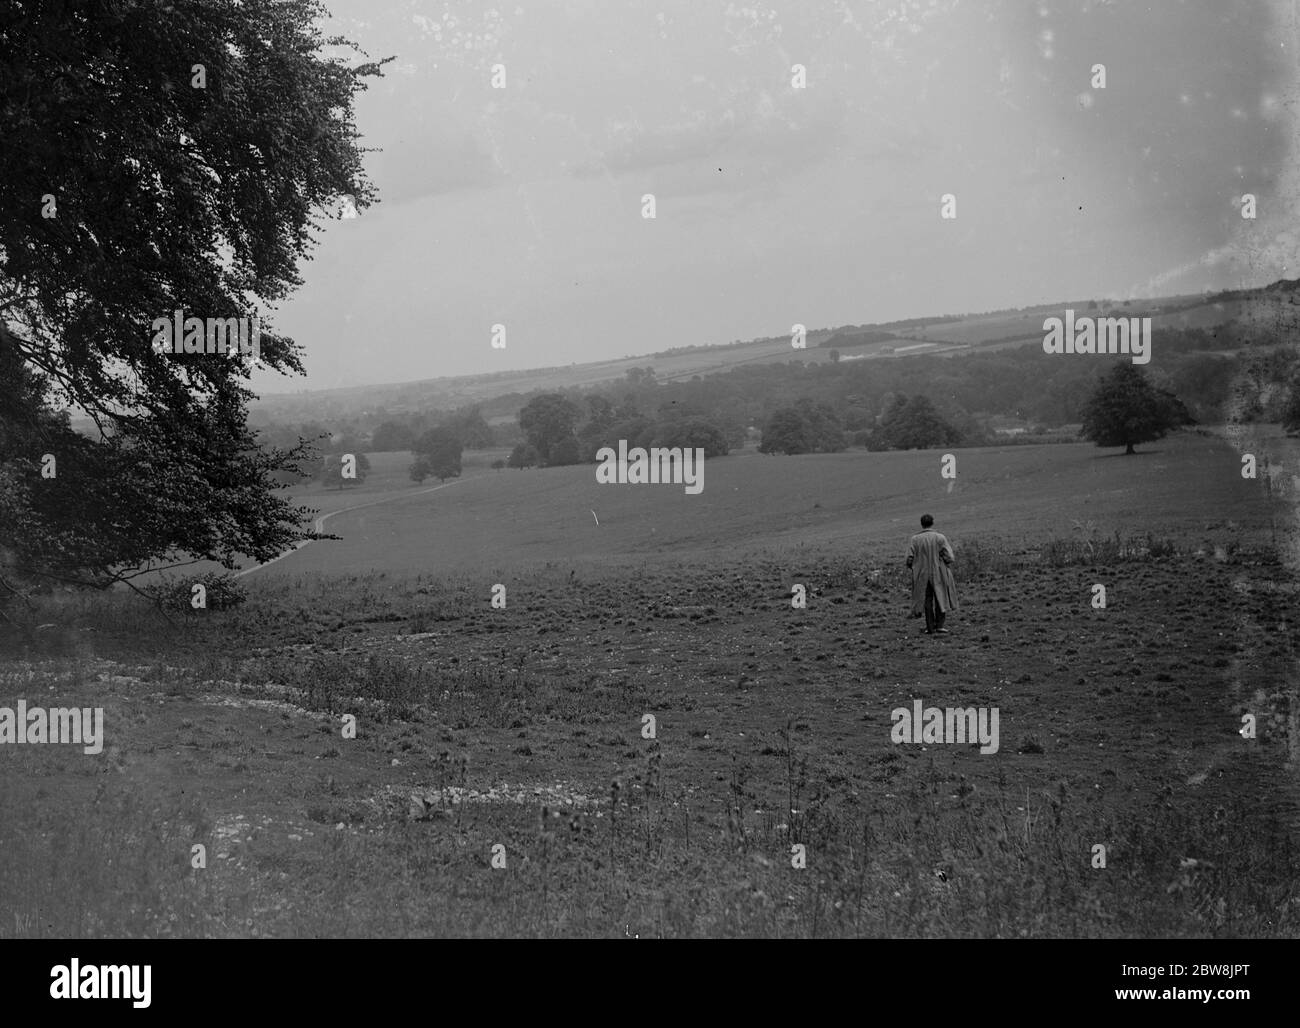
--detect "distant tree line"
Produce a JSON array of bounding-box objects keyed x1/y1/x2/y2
[
  {"x1": 272, "y1": 359, "x2": 1202, "y2": 488},
  {"x1": 251, "y1": 318, "x2": 1300, "y2": 478},
  {"x1": 373, "y1": 407, "x2": 495, "y2": 453},
  {"x1": 506, "y1": 390, "x2": 732, "y2": 469}
]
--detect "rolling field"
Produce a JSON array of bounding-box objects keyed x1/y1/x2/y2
[
  {"x1": 886, "y1": 296, "x2": 1259, "y2": 348},
  {"x1": 239, "y1": 433, "x2": 1273, "y2": 578},
  {"x1": 2, "y1": 429, "x2": 1298, "y2": 937}
]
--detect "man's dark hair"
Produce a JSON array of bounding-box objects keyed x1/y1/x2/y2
[{"x1": 920, "y1": 514, "x2": 934, "y2": 528}]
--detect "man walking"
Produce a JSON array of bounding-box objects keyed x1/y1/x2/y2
[{"x1": 906, "y1": 513, "x2": 958, "y2": 635}]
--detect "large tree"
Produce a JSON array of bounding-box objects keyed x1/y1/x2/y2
[
  {"x1": 506, "y1": 442, "x2": 539, "y2": 469},
  {"x1": 1079, "y1": 364, "x2": 1193, "y2": 455},
  {"x1": 653, "y1": 417, "x2": 730, "y2": 457},
  {"x1": 758, "y1": 407, "x2": 812, "y2": 455},
  {"x1": 411, "y1": 427, "x2": 463, "y2": 482},
  {"x1": 444, "y1": 407, "x2": 495, "y2": 449},
  {"x1": 869, "y1": 394, "x2": 961, "y2": 451},
  {"x1": 759, "y1": 399, "x2": 845, "y2": 455},
  {"x1": 584, "y1": 394, "x2": 616, "y2": 430},
  {"x1": 517, "y1": 393, "x2": 582, "y2": 466},
  {"x1": 0, "y1": 1, "x2": 386, "y2": 606}
]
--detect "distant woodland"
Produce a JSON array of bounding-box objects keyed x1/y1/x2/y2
[{"x1": 254, "y1": 316, "x2": 1300, "y2": 481}]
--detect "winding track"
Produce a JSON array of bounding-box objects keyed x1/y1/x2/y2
[{"x1": 234, "y1": 477, "x2": 471, "y2": 579}]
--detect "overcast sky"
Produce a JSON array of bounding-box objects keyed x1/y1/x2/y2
[{"x1": 253, "y1": 0, "x2": 1299, "y2": 393}]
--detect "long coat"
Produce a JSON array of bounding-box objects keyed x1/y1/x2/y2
[{"x1": 906, "y1": 530, "x2": 958, "y2": 615}]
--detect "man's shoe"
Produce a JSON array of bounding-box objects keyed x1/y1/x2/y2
[{"x1": 936, "y1": 628, "x2": 950, "y2": 634}]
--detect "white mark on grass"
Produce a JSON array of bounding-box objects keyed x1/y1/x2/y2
[{"x1": 385, "y1": 780, "x2": 599, "y2": 816}]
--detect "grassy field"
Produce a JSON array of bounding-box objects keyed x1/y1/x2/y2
[
  {"x1": 225, "y1": 432, "x2": 1275, "y2": 579},
  {"x1": 890, "y1": 298, "x2": 1252, "y2": 348},
  {"x1": 2, "y1": 428, "x2": 1297, "y2": 937}
]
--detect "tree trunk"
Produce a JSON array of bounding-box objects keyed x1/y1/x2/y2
[{"x1": 1125, "y1": 442, "x2": 1135, "y2": 455}]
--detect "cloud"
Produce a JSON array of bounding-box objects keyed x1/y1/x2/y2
[{"x1": 1137, "y1": 226, "x2": 1300, "y2": 297}]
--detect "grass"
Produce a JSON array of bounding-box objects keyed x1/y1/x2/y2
[
  {"x1": 1, "y1": 696, "x2": 1292, "y2": 938},
  {"x1": 1, "y1": 429, "x2": 1296, "y2": 937},
  {"x1": 121, "y1": 433, "x2": 1275, "y2": 582}
]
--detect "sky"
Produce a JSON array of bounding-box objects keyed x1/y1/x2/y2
[{"x1": 252, "y1": 0, "x2": 1300, "y2": 393}]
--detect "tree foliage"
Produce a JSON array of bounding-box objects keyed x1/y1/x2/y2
[
  {"x1": 443, "y1": 407, "x2": 495, "y2": 449},
  {"x1": 371, "y1": 420, "x2": 415, "y2": 452},
  {"x1": 758, "y1": 398, "x2": 845, "y2": 455},
  {"x1": 868, "y1": 394, "x2": 962, "y2": 451},
  {"x1": 653, "y1": 417, "x2": 730, "y2": 457},
  {"x1": 1079, "y1": 364, "x2": 1194, "y2": 454},
  {"x1": 548, "y1": 435, "x2": 583, "y2": 466},
  {"x1": 245, "y1": 312, "x2": 1300, "y2": 465},
  {"x1": 0, "y1": 0, "x2": 387, "y2": 605},
  {"x1": 518, "y1": 393, "x2": 582, "y2": 466},
  {"x1": 758, "y1": 408, "x2": 809, "y2": 454},
  {"x1": 411, "y1": 427, "x2": 463, "y2": 482},
  {"x1": 507, "y1": 442, "x2": 539, "y2": 469}
]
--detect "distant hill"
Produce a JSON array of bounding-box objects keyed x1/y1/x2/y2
[
  {"x1": 819, "y1": 329, "x2": 900, "y2": 350},
  {"x1": 250, "y1": 279, "x2": 1298, "y2": 424}
]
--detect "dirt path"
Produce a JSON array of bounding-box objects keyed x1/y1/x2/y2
[{"x1": 235, "y1": 477, "x2": 472, "y2": 579}]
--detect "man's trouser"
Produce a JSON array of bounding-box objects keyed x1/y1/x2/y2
[{"x1": 924, "y1": 581, "x2": 946, "y2": 633}]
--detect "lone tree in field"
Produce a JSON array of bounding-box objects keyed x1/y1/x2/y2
[
  {"x1": 1079, "y1": 364, "x2": 1194, "y2": 455},
  {"x1": 0, "y1": 1, "x2": 387, "y2": 610},
  {"x1": 410, "y1": 428, "x2": 463, "y2": 482}
]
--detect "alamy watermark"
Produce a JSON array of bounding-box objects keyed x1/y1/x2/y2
[
  {"x1": 595, "y1": 441, "x2": 704, "y2": 494},
  {"x1": 1042, "y1": 309, "x2": 1151, "y2": 364},
  {"x1": 50, "y1": 960, "x2": 150, "y2": 1008},
  {"x1": 891, "y1": 699, "x2": 999, "y2": 754},
  {"x1": 0, "y1": 701, "x2": 104, "y2": 755},
  {"x1": 151, "y1": 309, "x2": 261, "y2": 358}
]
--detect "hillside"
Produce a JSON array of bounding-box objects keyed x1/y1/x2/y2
[
  {"x1": 7, "y1": 426, "x2": 1297, "y2": 938},
  {"x1": 147, "y1": 430, "x2": 1268, "y2": 583},
  {"x1": 250, "y1": 280, "x2": 1298, "y2": 425}
]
